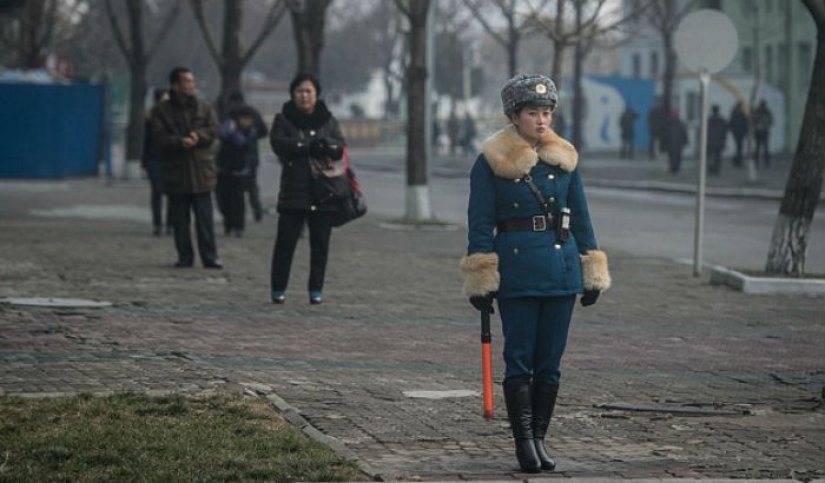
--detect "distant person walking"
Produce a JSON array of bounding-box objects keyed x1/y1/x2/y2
[
  {"x1": 269, "y1": 73, "x2": 346, "y2": 305},
  {"x1": 216, "y1": 105, "x2": 258, "y2": 237},
  {"x1": 728, "y1": 101, "x2": 749, "y2": 168},
  {"x1": 226, "y1": 91, "x2": 267, "y2": 222},
  {"x1": 618, "y1": 106, "x2": 638, "y2": 159},
  {"x1": 461, "y1": 112, "x2": 477, "y2": 155},
  {"x1": 663, "y1": 109, "x2": 688, "y2": 174},
  {"x1": 151, "y1": 67, "x2": 222, "y2": 269},
  {"x1": 752, "y1": 100, "x2": 773, "y2": 167},
  {"x1": 707, "y1": 104, "x2": 728, "y2": 176},
  {"x1": 142, "y1": 87, "x2": 172, "y2": 236},
  {"x1": 647, "y1": 97, "x2": 665, "y2": 160}
]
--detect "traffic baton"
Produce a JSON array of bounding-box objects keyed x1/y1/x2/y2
[{"x1": 481, "y1": 308, "x2": 494, "y2": 420}]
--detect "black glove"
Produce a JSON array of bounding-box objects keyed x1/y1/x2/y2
[
  {"x1": 469, "y1": 294, "x2": 495, "y2": 314},
  {"x1": 580, "y1": 290, "x2": 600, "y2": 307},
  {"x1": 309, "y1": 137, "x2": 329, "y2": 158}
]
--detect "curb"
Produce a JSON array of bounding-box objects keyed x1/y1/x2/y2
[
  {"x1": 588, "y1": 178, "x2": 788, "y2": 200},
  {"x1": 266, "y1": 392, "x2": 384, "y2": 481},
  {"x1": 710, "y1": 265, "x2": 825, "y2": 295}
]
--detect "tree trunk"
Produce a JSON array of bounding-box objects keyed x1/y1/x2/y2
[
  {"x1": 216, "y1": 0, "x2": 242, "y2": 116},
  {"x1": 16, "y1": 0, "x2": 46, "y2": 68},
  {"x1": 124, "y1": 0, "x2": 146, "y2": 168},
  {"x1": 506, "y1": 20, "x2": 518, "y2": 78},
  {"x1": 765, "y1": 18, "x2": 825, "y2": 275},
  {"x1": 406, "y1": 7, "x2": 427, "y2": 187},
  {"x1": 290, "y1": 0, "x2": 329, "y2": 77},
  {"x1": 571, "y1": 0, "x2": 583, "y2": 148},
  {"x1": 219, "y1": 61, "x2": 244, "y2": 116},
  {"x1": 400, "y1": 0, "x2": 432, "y2": 221},
  {"x1": 125, "y1": 64, "x2": 147, "y2": 164}
]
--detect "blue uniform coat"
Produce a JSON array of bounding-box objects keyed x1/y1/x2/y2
[{"x1": 461, "y1": 126, "x2": 611, "y2": 299}]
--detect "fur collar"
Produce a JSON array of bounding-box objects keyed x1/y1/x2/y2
[{"x1": 481, "y1": 125, "x2": 578, "y2": 179}]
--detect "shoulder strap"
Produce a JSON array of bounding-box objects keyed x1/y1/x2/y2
[{"x1": 522, "y1": 174, "x2": 552, "y2": 215}]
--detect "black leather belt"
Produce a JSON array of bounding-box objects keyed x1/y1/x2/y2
[{"x1": 497, "y1": 215, "x2": 557, "y2": 233}]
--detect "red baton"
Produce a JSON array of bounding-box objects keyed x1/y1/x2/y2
[{"x1": 481, "y1": 308, "x2": 494, "y2": 420}]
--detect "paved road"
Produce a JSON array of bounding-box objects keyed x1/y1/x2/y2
[{"x1": 0, "y1": 149, "x2": 823, "y2": 481}]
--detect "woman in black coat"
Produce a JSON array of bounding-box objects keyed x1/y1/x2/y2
[{"x1": 269, "y1": 73, "x2": 345, "y2": 305}]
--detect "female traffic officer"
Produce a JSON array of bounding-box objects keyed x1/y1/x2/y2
[{"x1": 460, "y1": 74, "x2": 611, "y2": 473}]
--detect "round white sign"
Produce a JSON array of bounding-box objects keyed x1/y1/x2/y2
[{"x1": 674, "y1": 9, "x2": 738, "y2": 74}]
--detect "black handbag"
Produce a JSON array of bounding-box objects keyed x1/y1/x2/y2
[
  {"x1": 310, "y1": 157, "x2": 350, "y2": 205},
  {"x1": 331, "y1": 148, "x2": 367, "y2": 227}
]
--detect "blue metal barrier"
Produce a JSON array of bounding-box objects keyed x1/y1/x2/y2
[{"x1": 0, "y1": 82, "x2": 104, "y2": 178}]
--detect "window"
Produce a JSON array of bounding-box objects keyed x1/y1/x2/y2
[
  {"x1": 741, "y1": 46, "x2": 753, "y2": 72},
  {"x1": 799, "y1": 42, "x2": 813, "y2": 88},
  {"x1": 700, "y1": 0, "x2": 722, "y2": 9},
  {"x1": 650, "y1": 52, "x2": 660, "y2": 79},
  {"x1": 632, "y1": 53, "x2": 641, "y2": 78},
  {"x1": 765, "y1": 45, "x2": 773, "y2": 84}
]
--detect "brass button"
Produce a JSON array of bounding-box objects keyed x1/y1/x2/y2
[
  {"x1": 514, "y1": 178, "x2": 521, "y2": 183},
  {"x1": 513, "y1": 248, "x2": 519, "y2": 254},
  {"x1": 554, "y1": 244, "x2": 561, "y2": 250},
  {"x1": 513, "y1": 202, "x2": 519, "y2": 209},
  {"x1": 309, "y1": 130, "x2": 316, "y2": 136},
  {"x1": 311, "y1": 205, "x2": 317, "y2": 211},
  {"x1": 549, "y1": 196, "x2": 556, "y2": 203},
  {"x1": 548, "y1": 174, "x2": 555, "y2": 180}
]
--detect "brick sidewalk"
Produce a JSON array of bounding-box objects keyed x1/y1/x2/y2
[{"x1": 0, "y1": 178, "x2": 823, "y2": 481}]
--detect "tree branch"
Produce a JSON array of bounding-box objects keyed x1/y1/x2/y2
[
  {"x1": 394, "y1": 0, "x2": 410, "y2": 18},
  {"x1": 241, "y1": 0, "x2": 288, "y2": 65},
  {"x1": 104, "y1": 0, "x2": 134, "y2": 65},
  {"x1": 189, "y1": 0, "x2": 222, "y2": 66},
  {"x1": 801, "y1": 0, "x2": 825, "y2": 24},
  {"x1": 147, "y1": 0, "x2": 182, "y2": 61}
]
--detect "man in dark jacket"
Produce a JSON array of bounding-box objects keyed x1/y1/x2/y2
[
  {"x1": 728, "y1": 101, "x2": 749, "y2": 167},
  {"x1": 151, "y1": 67, "x2": 222, "y2": 269},
  {"x1": 707, "y1": 104, "x2": 728, "y2": 176}
]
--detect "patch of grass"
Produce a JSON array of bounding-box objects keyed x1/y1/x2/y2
[{"x1": 0, "y1": 392, "x2": 367, "y2": 483}]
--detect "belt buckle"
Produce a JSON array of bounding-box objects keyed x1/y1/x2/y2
[{"x1": 531, "y1": 215, "x2": 547, "y2": 231}]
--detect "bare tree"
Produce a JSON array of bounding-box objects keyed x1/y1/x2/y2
[
  {"x1": 642, "y1": 0, "x2": 696, "y2": 129},
  {"x1": 287, "y1": 0, "x2": 333, "y2": 77},
  {"x1": 104, "y1": 0, "x2": 182, "y2": 166},
  {"x1": 0, "y1": 0, "x2": 87, "y2": 69},
  {"x1": 190, "y1": 0, "x2": 289, "y2": 115},
  {"x1": 463, "y1": 0, "x2": 548, "y2": 78},
  {"x1": 530, "y1": 0, "x2": 645, "y2": 147},
  {"x1": 395, "y1": 0, "x2": 432, "y2": 221},
  {"x1": 765, "y1": 0, "x2": 825, "y2": 275}
]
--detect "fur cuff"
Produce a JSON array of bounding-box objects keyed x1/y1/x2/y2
[
  {"x1": 460, "y1": 252, "x2": 500, "y2": 296},
  {"x1": 580, "y1": 250, "x2": 611, "y2": 291}
]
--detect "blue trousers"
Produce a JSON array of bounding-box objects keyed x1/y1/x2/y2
[{"x1": 498, "y1": 295, "x2": 576, "y2": 385}]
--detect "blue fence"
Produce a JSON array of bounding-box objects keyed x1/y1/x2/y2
[{"x1": 0, "y1": 82, "x2": 104, "y2": 178}]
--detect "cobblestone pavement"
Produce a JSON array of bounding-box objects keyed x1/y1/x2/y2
[{"x1": 0, "y1": 173, "x2": 823, "y2": 482}]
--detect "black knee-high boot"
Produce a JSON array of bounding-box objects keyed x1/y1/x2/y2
[
  {"x1": 503, "y1": 379, "x2": 541, "y2": 473},
  {"x1": 532, "y1": 383, "x2": 559, "y2": 471}
]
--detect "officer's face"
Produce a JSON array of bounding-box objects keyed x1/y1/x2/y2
[{"x1": 510, "y1": 105, "x2": 553, "y2": 145}]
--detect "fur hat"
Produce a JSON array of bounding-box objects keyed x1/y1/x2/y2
[{"x1": 500, "y1": 74, "x2": 558, "y2": 116}]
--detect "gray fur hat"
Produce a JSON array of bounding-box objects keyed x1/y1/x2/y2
[{"x1": 500, "y1": 74, "x2": 558, "y2": 116}]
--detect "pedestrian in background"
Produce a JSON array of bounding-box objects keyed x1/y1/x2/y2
[
  {"x1": 226, "y1": 91, "x2": 268, "y2": 222},
  {"x1": 142, "y1": 87, "x2": 172, "y2": 236},
  {"x1": 216, "y1": 105, "x2": 257, "y2": 237},
  {"x1": 151, "y1": 67, "x2": 222, "y2": 269},
  {"x1": 647, "y1": 96, "x2": 665, "y2": 160},
  {"x1": 728, "y1": 101, "x2": 749, "y2": 168},
  {"x1": 461, "y1": 74, "x2": 611, "y2": 473},
  {"x1": 707, "y1": 104, "x2": 728, "y2": 176},
  {"x1": 461, "y1": 112, "x2": 477, "y2": 155},
  {"x1": 618, "y1": 106, "x2": 638, "y2": 159},
  {"x1": 752, "y1": 100, "x2": 773, "y2": 167},
  {"x1": 269, "y1": 73, "x2": 345, "y2": 305},
  {"x1": 663, "y1": 108, "x2": 688, "y2": 174}
]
